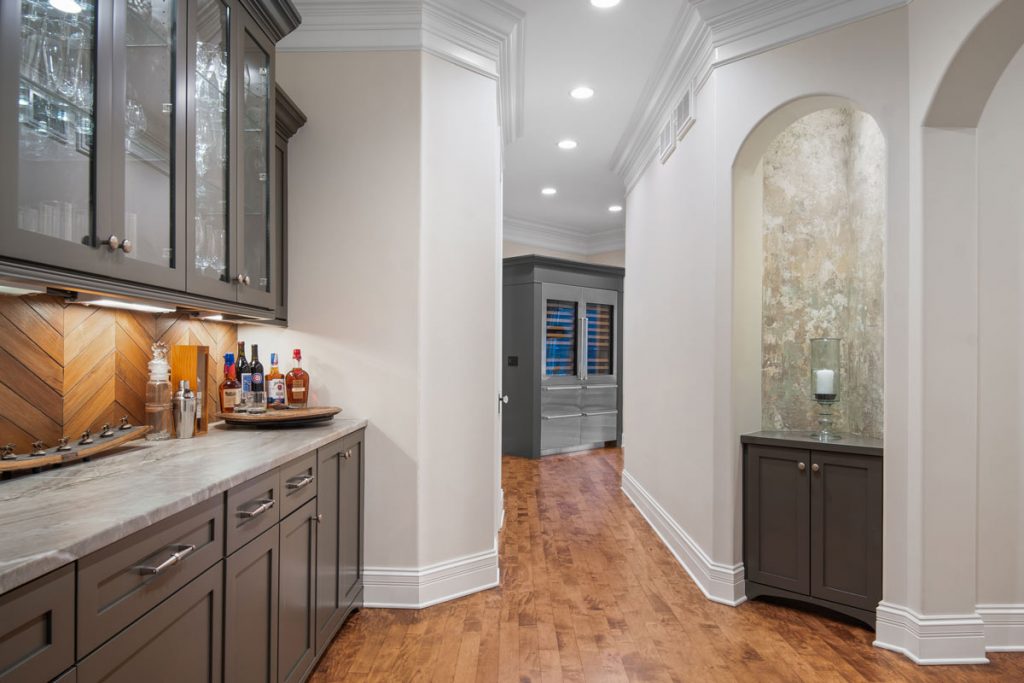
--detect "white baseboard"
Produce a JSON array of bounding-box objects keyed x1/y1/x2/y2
[
  {"x1": 363, "y1": 545, "x2": 500, "y2": 609},
  {"x1": 621, "y1": 469, "x2": 746, "y2": 606},
  {"x1": 499, "y1": 487, "x2": 506, "y2": 531},
  {"x1": 874, "y1": 601, "x2": 989, "y2": 664},
  {"x1": 977, "y1": 604, "x2": 1024, "y2": 652}
]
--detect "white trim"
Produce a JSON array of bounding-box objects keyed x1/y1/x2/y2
[
  {"x1": 612, "y1": 0, "x2": 907, "y2": 192},
  {"x1": 282, "y1": 0, "x2": 524, "y2": 145},
  {"x1": 620, "y1": 469, "x2": 746, "y2": 606},
  {"x1": 363, "y1": 545, "x2": 500, "y2": 609},
  {"x1": 977, "y1": 604, "x2": 1024, "y2": 652},
  {"x1": 503, "y1": 215, "x2": 625, "y2": 256},
  {"x1": 873, "y1": 601, "x2": 989, "y2": 665}
]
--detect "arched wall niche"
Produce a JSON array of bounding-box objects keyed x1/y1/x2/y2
[{"x1": 731, "y1": 95, "x2": 887, "y2": 443}]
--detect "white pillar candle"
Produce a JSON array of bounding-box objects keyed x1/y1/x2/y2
[{"x1": 815, "y1": 369, "x2": 835, "y2": 395}]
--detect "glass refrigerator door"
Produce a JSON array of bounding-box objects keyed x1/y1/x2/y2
[
  {"x1": 544, "y1": 298, "x2": 578, "y2": 379},
  {"x1": 585, "y1": 302, "x2": 614, "y2": 378}
]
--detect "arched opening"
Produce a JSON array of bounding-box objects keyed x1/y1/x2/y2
[{"x1": 732, "y1": 96, "x2": 887, "y2": 445}]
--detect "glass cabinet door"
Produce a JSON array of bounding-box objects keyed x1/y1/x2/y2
[
  {"x1": 236, "y1": 17, "x2": 274, "y2": 308},
  {"x1": 3, "y1": 0, "x2": 102, "y2": 273},
  {"x1": 187, "y1": 0, "x2": 234, "y2": 300},
  {"x1": 111, "y1": 0, "x2": 184, "y2": 289},
  {"x1": 585, "y1": 302, "x2": 614, "y2": 377}
]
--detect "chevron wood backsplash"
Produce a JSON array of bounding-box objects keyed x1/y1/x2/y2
[{"x1": 0, "y1": 295, "x2": 237, "y2": 454}]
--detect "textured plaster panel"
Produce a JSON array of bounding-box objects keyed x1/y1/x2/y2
[{"x1": 761, "y1": 108, "x2": 885, "y2": 438}]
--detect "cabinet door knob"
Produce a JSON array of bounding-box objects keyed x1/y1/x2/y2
[
  {"x1": 812, "y1": 463, "x2": 820, "y2": 473},
  {"x1": 243, "y1": 275, "x2": 251, "y2": 286},
  {"x1": 314, "y1": 513, "x2": 323, "y2": 524},
  {"x1": 798, "y1": 462, "x2": 806, "y2": 471},
  {"x1": 104, "y1": 235, "x2": 120, "y2": 251},
  {"x1": 235, "y1": 274, "x2": 245, "y2": 284},
  {"x1": 120, "y1": 239, "x2": 133, "y2": 254}
]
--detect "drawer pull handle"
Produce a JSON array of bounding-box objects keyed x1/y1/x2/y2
[
  {"x1": 286, "y1": 474, "x2": 315, "y2": 490},
  {"x1": 542, "y1": 413, "x2": 583, "y2": 420},
  {"x1": 238, "y1": 499, "x2": 275, "y2": 518},
  {"x1": 136, "y1": 544, "x2": 196, "y2": 575},
  {"x1": 582, "y1": 411, "x2": 617, "y2": 417}
]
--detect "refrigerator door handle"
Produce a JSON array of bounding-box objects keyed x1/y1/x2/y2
[
  {"x1": 578, "y1": 315, "x2": 585, "y2": 381},
  {"x1": 582, "y1": 314, "x2": 589, "y2": 381}
]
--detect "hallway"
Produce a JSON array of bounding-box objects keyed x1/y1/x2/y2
[{"x1": 311, "y1": 450, "x2": 1022, "y2": 681}]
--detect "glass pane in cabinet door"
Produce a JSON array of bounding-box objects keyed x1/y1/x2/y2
[
  {"x1": 586, "y1": 303, "x2": 613, "y2": 376},
  {"x1": 545, "y1": 300, "x2": 578, "y2": 377},
  {"x1": 124, "y1": 0, "x2": 175, "y2": 266},
  {"x1": 241, "y1": 32, "x2": 270, "y2": 292},
  {"x1": 18, "y1": 0, "x2": 96, "y2": 246},
  {"x1": 194, "y1": 0, "x2": 229, "y2": 283}
]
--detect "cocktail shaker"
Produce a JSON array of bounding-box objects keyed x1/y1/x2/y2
[{"x1": 173, "y1": 380, "x2": 197, "y2": 439}]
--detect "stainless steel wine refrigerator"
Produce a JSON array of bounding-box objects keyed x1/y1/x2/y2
[{"x1": 502, "y1": 256, "x2": 624, "y2": 458}]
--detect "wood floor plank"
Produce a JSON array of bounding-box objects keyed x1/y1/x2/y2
[{"x1": 311, "y1": 449, "x2": 1024, "y2": 682}]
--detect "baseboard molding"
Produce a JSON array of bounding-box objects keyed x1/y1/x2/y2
[
  {"x1": 874, "y1": 601, "x2": 989, "y2": 664},
  {"x1": 363, "y1": 545, "x2": 500, "y2": 609},
  {"x1": 977, "y1": 604, "x2": 1024, "y2": 652},
  {"x1": 621, "y1": 469, "x2": 746, "y2": 606}
]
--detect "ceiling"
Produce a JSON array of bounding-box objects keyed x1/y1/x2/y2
[{"x1": 502, "y1": 0, "x2": 685, "y2": 243}]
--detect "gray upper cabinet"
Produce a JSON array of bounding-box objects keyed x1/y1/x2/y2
[{"x1": 0, "y1": 0, "x2": 300, "y2": 315}]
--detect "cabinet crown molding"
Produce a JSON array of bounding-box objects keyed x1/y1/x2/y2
[
  {"x1": 241, "y1": 0, "x2": 303, "y2": 43},
  {"x1": 281, "y1": 0, "x2": 524, "y2": 144}
]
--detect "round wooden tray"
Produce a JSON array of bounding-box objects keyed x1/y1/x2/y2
[{"x1": 216, "y1": 406, "x2": 342, "y2": 428}]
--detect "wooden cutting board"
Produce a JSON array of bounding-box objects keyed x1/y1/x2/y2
[{"x1": 216, "y1": 406, "x2": 342, "y2": 427}]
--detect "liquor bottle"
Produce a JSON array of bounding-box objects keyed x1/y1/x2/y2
[
  {"x1": 286, "y1": 348, "x2": 310, "y2": 407},
  {"x1": 145, "y1": 342, "x2": 172, "y2": 440},
  {"x1": 250, "y1": 344, "x2": 266, "y2": 411},
  {"x1": 266, "y1": 352, "x2": 286, "y2": 408},
  {"x1": 236, "y1": 341, "x2": 251, "y2": 410},
  {"x1": 219, "y1": 353, "x2": 241, "y2": 413}
]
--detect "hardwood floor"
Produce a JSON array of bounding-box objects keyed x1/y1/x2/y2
[{"x1": 311, "y1": 448, "x2": 1023, "y2": 682}]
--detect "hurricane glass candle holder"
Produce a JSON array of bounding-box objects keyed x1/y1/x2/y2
[{"x1": 810, "y1": 337, "x2": 841, "y2": 441}]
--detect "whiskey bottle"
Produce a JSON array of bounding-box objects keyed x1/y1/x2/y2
[
  {"x1": 286, "y1": 349, "x2": 310, "y2": 407},
  {"x1": 219, "y1": 353, "x2": 241, "y2": 413},
  {"x1": 250, "y1": 344, "x2": 265, "y2": 411},
  {"x1": 266, "y1": 353, "x2": 286, "y2": 408},
  {"x1": 236, "y1": 341, "x2": 251, "y2": 409}
]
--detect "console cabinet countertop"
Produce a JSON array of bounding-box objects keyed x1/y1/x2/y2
[
  {"x1": 0, "y1": 417, "x2": 367, "y2": 596},
  {"x1": 740, "y1": 430, "x2": 883, "y2": 457}
]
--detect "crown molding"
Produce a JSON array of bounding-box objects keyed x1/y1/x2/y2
[
  {"x1": 611, "y1": 4, "x2": 713, "y2": 194},
  {"x1": 612, "y1": 0, "x2": 908, "y2": 193},
  {"x1": 691, "y1": 0, "x2": 908, "y2": 65},
  {"x1": 504, "y1": 216, "x2": 624, "y2": 256},
  {"x1": 280, "y1": 0, "x2": 524, "y2": 145}
]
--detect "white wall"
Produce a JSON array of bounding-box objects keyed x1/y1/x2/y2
[
  {"x1": 241, "y1": 50, "x2": 502, "y2": 600},
  {"x1": 623, "y1": 8, "x2": 910, "y2": 603},
  {"x1": 418, "y1": 54, "x2": 501, "y2": 567},
  {"x1": 977, "y1": 44, "x2": 1024, "y2": 611}
]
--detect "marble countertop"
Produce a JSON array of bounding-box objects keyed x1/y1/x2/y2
[{"x1": 0, "y1": 417, "x2": 367, "y2": 595}]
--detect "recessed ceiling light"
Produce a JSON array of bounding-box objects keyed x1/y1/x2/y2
[
  {"x1": 590, "y1": 0, "x2": 621, "y2": 7},
  {"x1": 541, "y1": 187, "x2": 558, "y2": 196},
  {"x1": 570, "y1": 86, "x2": 594, "y2": 100},
  {"x1": 609, "y1": 205, "x2": 623, "y2": 213},
  {"x1": 558, "y1": 139, "x2": 578, "y2": 150},
  {"x1": 49, "y1": 0, "x2": 83, "y2": 14}
]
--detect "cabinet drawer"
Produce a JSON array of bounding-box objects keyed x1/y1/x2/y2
[
  {"x1": 0, "y1": 564, "x2": 74, "y2": 683},
  {"x1": 541, "y1": 386, "x2": 582, "y2": 418},
  {"x1": 78, "y1": 562, "x2": 223, "y2": 683},
  {"x1": 280, "y1": 451, "x2": 316, "y2": 519},
  {"x1": 540, "y1": 415, "x2": 581, "y2": 452},
  {"x1": 581, "y1": 412, "x2": 617, "y2": 444},
  {"x1": 77, "y1": 496, "x2": 223, "y2": 656},
  {"x1": 226, "y1": 468, "x2": 280, "y2": 554},
  {"x1": 582, "y1": 385, "x2": 617, "y2": 413}
]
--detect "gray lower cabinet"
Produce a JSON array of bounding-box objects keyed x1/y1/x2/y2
[
  {"x1": 279, "y1": 500, "x2": 318, "y2": 683},
  {"x1": 77, "y1": 562, "x2": 223, "y2": 683},
  {"x1": 742, "y1": 433, "x2": 882, "y2": 627},
  {"x1": 0, "y1": 564, "x2": 74, "y2": 683},
  {"x1": 224, "y1": 526, "x2": 279, "y2": 683},
  {"x1": 0, "y1": 427, "x2": 365, "y2": 683},
  {"x1": 315, "y1": 431, "x2": 365, "y2": 655}
]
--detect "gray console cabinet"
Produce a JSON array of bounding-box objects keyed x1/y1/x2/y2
[
  {"x1": 742, "y1": 432, "x2": 882, "y2": 627},
  {"x1": 503, "y1": 256, "x2": 624, "y2": 458},
  {"x1": 224, "y1": 526, "x2": 279, "y2": 683}
]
